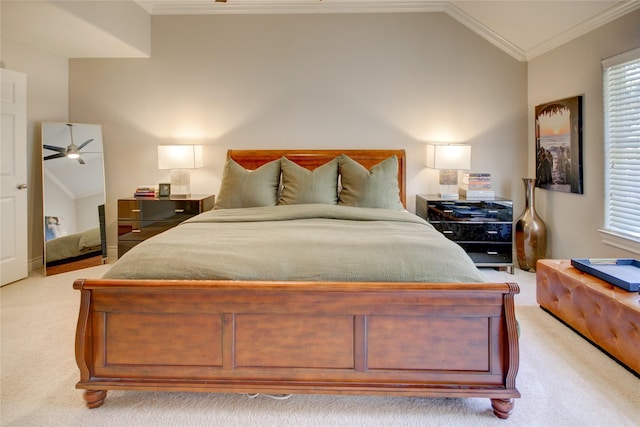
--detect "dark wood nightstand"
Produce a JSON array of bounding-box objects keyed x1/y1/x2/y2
[
  {"x1": 416, "y1": 194, "x2": 513, "y2": 273},
  {"x1": 117, "y1": 194, "x2": 215, "y2": 258}
]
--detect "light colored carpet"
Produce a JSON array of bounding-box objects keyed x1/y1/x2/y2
[{"x1": 1, "y1": 266, "x2": 638, "y2": 426}]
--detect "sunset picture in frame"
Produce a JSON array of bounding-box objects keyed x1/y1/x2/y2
[{"x1": 535, "y1": 95, "x2": 583, "y2": 194}]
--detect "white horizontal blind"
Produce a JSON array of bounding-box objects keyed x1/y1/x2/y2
[{"x1": 603, "y1": 48, "x2": 640, "y2": 240}]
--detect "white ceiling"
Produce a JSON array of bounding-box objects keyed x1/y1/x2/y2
[
  {"x1": 1, "y1": 0, "x2": 151, "y2": 58},
  {"x1": 3, "y1": 1, "x2": 639, "y2": 61},
  {"x1": 133, "y1": 0, "x2": 640, "y2": 61},
  {"x1": 42, "y1": 122, "x2": 105, "y2": 200}
]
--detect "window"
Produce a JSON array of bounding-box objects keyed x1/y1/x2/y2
[{"x1": 601, "y1": 47, "x2": 640, "y2": 254}]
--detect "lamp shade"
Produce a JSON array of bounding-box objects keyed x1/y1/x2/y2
[
  {"x1": 157, "y1": 145, "x2": 203, "y2": 170},
  {"x1": 426, "y1": 144, "x2": 471, "y2": 170}
]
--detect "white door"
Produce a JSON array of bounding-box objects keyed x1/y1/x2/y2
[{"x1": 1, "y1": 69, "x2": 28, "y2": 286}]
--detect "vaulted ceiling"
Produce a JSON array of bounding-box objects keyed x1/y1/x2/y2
[
  {"x1": 134, "y1": 1, "x2": 640, "y2": 61},
  {"x1": 3, "y1": 1, "x2": 639, "y2": 61}
]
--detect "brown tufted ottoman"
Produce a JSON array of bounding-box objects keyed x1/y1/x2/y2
[{"x1": 536, "y1": 259, "x2": 640, "y2": 376}]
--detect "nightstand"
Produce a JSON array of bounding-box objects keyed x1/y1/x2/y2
[
  {"x1": 117, "y1": 194, "x2": 215, "y2": 258},
  {"x1": 416, "y1": 194, "x2": 513, "y2": 273}
]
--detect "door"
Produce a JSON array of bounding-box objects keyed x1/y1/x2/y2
[{"x1": 1, "y1": 69, "x2": 28, "y2": 286}]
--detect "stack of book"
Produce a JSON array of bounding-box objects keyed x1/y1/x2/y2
[
  {"x1": 134, "y1": 185, "x2": 157, "y2": 197},
  {"x1": 459, "y1": 173, "x2": 495, "y2": 199}
]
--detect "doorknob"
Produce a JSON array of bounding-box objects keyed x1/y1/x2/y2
[{"x1": 16, "y1": 183, "x2": 28, "y2": 189}]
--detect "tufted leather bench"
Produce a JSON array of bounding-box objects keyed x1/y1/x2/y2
[{"x1": 536, "y1": 259, "x2": 640, "y2": 376}]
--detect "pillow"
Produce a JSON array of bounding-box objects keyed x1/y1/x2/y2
[
  {"x1": 78, "y1": 227, "x2": 101, "y2": 251},
  {"x1": 214, "y1": 158, "x2": 281, "y2": 209},
  {"x1": 338, "y1": 154, "x2": 403, "y2": 210},
  {"x1": 278, "y1": 156, "x2": 339, "y2": 205}
]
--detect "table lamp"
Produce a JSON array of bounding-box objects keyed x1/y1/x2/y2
[
  {"x1": 157, "y1": 145, "x2": 203, "y2": 198},
  {"x1": 426, "y1": 143, "x2": 471, "y2": 199}
]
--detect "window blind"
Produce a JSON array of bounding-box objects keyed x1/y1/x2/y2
[{"x1": 603, "y1": 47, "x2": 640, "y2": 241}]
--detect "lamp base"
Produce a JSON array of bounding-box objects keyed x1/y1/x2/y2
[
  {"x1": 437, "y1": 183, "x2": 460, "y2": 200},
  {"x1": 437, "y1": 170, "x2": 459, "y2": 200},
  {"x1": 170, "y1": 169, "x2": 191, "y2": 198}
]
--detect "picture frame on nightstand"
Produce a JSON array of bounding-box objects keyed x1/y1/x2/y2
[{"x1": 158, "y1": 183, "x2": 171, "y2": 197}]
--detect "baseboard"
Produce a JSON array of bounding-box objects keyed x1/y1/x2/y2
[
  {"x1": 107, "y1": 245, "x2": 117, "y2": 264},
  {"x1": 29, "y1": 256, "x2": 43, "y2": 273}
]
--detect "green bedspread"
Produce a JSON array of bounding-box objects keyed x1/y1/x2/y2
[
  {"x1": 46, "y1": 227, "x2": 101, "y2": 263},
  {"x1": 104, "y1": 204, "x2": 485, "y2": 283}
]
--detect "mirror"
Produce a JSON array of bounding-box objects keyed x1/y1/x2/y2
[{"x1": 42, "y1": 122, "x2": 106, "y2": 275}]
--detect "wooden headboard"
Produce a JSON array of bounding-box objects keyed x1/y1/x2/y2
[{"x1": 227, "y1": 149, "x2": 407, "y2": 207}]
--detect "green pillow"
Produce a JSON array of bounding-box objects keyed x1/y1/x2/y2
[
  {"x1": 338, "y1": 154, "x2": 403, "y2": 210},
  {"x1": 278, "y1": 156, "x2": 339, "y2": 205},
  {"x1": 214, "y1": 158, "x2": 281, "y2": 209}
]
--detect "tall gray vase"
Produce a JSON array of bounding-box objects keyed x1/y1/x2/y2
[{"x1": 515, "y1": 178, "x2": 547, "y2": 272}]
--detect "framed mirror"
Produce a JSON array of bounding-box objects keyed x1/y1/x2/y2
[{"x1": 42, "y1": 122, "x2": 106, "y2": 275}]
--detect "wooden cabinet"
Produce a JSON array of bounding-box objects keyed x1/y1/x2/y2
[
  {"x1": 117, "y1": 195, "x2": 215, "y2": 258},
  {"x1": 416, "y1": 195, "x2": 513, "y2": 273}
]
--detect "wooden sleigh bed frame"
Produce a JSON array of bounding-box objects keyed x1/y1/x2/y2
[{"x1": 74, "y1": 149, "x2": 520, "y2": 419}]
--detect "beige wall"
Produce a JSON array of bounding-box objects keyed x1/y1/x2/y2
[
  {"x1": 69, "y1": 13, "x2": 528, "y2": 256},
  {"x1": 528, "y1": 9, "x2": 640, "y2": 259},
  {"x1": 2, "y1": 0, "x2": 149, "y2": 269},
  {"x1": 8, "y1": 6, "x2": 639, "y2": 267},
  {"x1": 1, "y1": 37, "x2": 69, "y2": 268}
]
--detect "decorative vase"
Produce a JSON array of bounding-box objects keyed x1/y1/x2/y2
[{"x1": 515, "y1": 178, "x2": 547, "y2": 272}]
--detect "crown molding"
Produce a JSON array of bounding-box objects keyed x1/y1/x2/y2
[
  {"x1": 437, "y1": 0, "x2": 640, "y2": 62},
  {"x1": 444, "y1": 3, "x2": 526, "y2": 62},
  {"x1": 136, "y1": 0, "x2": 640, "y2": 62},
  {"x1": 524, "y1": 0, "x2": 640, "y2": 61},
  {"x1": 138, "y1": 1, "x2": 448, "y2": 15}
]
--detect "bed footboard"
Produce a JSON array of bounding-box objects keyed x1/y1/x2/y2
[{"x1": 74, "y1": 280, "x2": 520, "y2": 419}]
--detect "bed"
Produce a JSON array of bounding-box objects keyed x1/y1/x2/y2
[
  {"x1": 46, "y1": 205, "x2": 106, "y2": 275},
  {"x1": 46, "y1": 227, "x2": 101, "y2": 262},
  {"x1": 74, "y1": 149, "x2": 520, "y2": 419},
  {"x1": 46, "y1": 227, "x2": 103, "y2": 275}
]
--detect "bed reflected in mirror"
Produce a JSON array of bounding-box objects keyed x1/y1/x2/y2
[{"x1": 42, "y1": 122, "x2": 106, "y2": 276}]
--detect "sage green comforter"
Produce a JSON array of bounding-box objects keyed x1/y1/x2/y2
[
  {"x1": 46, "y1": 227, "x2": 101, "y2": 263},
  {"x1": 104, "y1": 204, "x2": 485, "y2": 283}
]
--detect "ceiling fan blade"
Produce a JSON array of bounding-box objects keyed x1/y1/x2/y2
[
  {"x1": 77, "y1": 138, "x2": 94, "y2": 150},
  {"x1": 44, "y1": 153, "x2": 65, "y2": 161},
  {"x1": 43, "y1": 144, "x2": 66, "y2": 153},
  {"x1": 77, "y1": 157, "x2": 86, "y2": 165}
]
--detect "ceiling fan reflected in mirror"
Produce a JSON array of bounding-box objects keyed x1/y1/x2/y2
[{"x1": 43, "y1": 123, "x2": 95, "y2": 165}]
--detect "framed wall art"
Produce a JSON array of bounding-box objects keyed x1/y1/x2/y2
[
  {"x1": 159, "y1": 183, "x2": 171, "y2": 197},
  {"x1": 535, "y1": 95, "x2": 583, "y2": 194}
]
